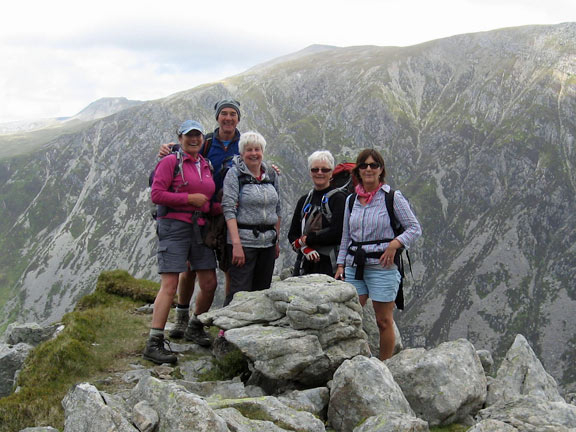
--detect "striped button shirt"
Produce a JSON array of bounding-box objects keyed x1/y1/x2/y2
[{"x1": 336, "y1": 184, "x2": 422, "y2": 267}]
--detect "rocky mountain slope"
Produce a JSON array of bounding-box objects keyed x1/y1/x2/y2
[{"x1": 0, "y1": 23, "x2": 574, "y2": 391}]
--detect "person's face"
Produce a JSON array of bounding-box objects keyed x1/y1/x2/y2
[
  {"x1": 217, "y1": 108, "x2": 239, "y2": 135},
  {"x1": 178, "y1": 130, "x2": 203, "y2": 156},
  {"x1": 241, "y1": 143, "x2": 263, "y2": 168},
  {"x1": 358, "y1": 156, "x2": 383, "y2": 186},
  {"x1": 309, "y1": 161, "x2": 332, "y2": 190}
]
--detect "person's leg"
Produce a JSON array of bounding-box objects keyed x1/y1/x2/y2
[
  {"x1": 225, "y1": 246, "x2": 257, "y2": 305},
  {"x1": 184, "y1": 269, "x2": 217, "y2": 346},
  {"x1": 151, "y1": 273, "x2": 179, "y2": 329},
  {"x1": 372, "y1": 300, "x2": 396, "y2": 360},
  {"x1": 251, "y1": 246, "x2": 276, "y2": 292},
  {"x1": 194, "y1": 269, "x2": 217, "y2": 315},
  {"x1": 169, "y1": 269, "x2": 196, "y2": 339},
  {"x1": 358, "y1": 294, "x2": 368, "y2": 307},
  {"x1": 144, "y1": 273, "x2": 179, "y2": 364}
]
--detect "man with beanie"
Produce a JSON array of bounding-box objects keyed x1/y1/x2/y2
[{"x1": 158, "y1": 99, "x2": 242, "y2": 346}]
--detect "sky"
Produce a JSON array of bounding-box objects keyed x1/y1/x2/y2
[{"x1": 1, "y1": 0, "x2": 574, "y2": 123}]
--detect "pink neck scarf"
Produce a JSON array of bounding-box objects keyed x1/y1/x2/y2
[{"x1": 355, "y1": 183, "x2": 382, "y2": 204}]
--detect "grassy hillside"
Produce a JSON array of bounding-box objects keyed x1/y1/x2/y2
[{"x1": 0, "y1": 270, "x2": 158, "y2": 431}]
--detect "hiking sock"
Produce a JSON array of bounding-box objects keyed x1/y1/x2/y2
[{"x1": 149, "y1": 328, "x2": 164, "y2": 338}]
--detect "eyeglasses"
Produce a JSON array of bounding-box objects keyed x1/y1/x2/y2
[
  {"x1": 358, "y1": 162, "x2": 380, "y2": 170},
  {"x1": 310, "y1": 168, "x2": 332, "y2": 173}
]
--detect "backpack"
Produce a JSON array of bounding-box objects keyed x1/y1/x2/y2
[
  {"x1": 347, "y1": 189, "x2": 412, "y2": 310},
  {"x1": 148, "y1": 150, "x2": 185, "y2": 220}
]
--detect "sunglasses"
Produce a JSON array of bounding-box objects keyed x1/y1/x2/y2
[
  {"x1": 310, "y1": 168, "x2": 332, "y2": 173},
  {"x1": 358, "y1": 162, "x2": 380, "y2": 170}
]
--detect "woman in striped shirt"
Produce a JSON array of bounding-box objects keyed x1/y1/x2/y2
[{"x1": 335, "y1": 149, "x2": 421, "y2": 360}]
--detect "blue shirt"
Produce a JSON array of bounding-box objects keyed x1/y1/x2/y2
[
  {"x1": 205, "y1": 128, "x2": 240, "y2": 192},
  {"x1": 337, "y1": 184, "x2": 422, "y2": 267}
]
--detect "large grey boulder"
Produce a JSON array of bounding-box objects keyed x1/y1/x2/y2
[
  {"x1": 352, "y1": 413, "x2": 429, "y2": 432},
  {"x1": 61, "y1": 383, "x2": 138, "y2": 432},
  {"x1": 486, "y1": 334, "x2": 563, "y2": 406},
  {"x1": 278, "y1": 387, "x2": 330, "y2": 419},
  {"x1": 0, "y1": 342, "x2": 33, "y2": 397},
  {"x1": 328, "y1": 355, "x2": 414, "y2": 432},
  {"x1": 210, "y1": 396, "x2": 326, "y2": 432},
  {"x1": 386, "y1": 338, "x2": 487, "y2": 426},
  {"x1": 215, "y1": 408, "x2": 287, "y2": 432},
  {"x1": 200, "y1": 274, "x2": 370, "y2": 385},
  {"x1": 176, "y1": 377, "x2": 248, "y2": 400},
  {"x1": 361, "y1": 299, "x2": 403, "y2": 356},
  {"x1": 466, "y1": 419, "x2": 518, "y2": 431},
  {"x1": 477, "y1": 395, "x2": 576, "y2": 431},
  {"x1": 3, "y1": 322, "x2": 61, "y2": 346},
  {"x1": 127, "y1": 376, "x2": 229, "y2": 431}
]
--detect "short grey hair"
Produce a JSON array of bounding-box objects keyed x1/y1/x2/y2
[
  {"x1": 307, "y1": 150, "x2": 335, "y2": 170},
  {"x1": 239, "y1": 131, "x2": 267, "y2": 154}
]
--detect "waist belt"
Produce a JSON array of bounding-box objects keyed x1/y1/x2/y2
[
  {"x1": 347, "y1": 238, "x2": 398, "y2": 280},
  {"x1": 237, "y1": 223, "x2": 275, "y2": 239},
  {"x1": 160, "y1": 208, "x2": 207, "y2": 245}
]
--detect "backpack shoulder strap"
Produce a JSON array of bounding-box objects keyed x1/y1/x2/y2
[
  {"x1": 385, "y1": 188, "x2": 404, "y2": 237},
  {"x1": 348, "y1": 192, "x2": 357, "y2": 213},
  {"x1": 300, "y1": 190, "x2": 314, "y2": 218},
  {"x1": 200, "y1": 133, "x2": 214, "y2": 157},
  {"x1": 321, "y1": 188, "x2": 346, "y2": 223}
]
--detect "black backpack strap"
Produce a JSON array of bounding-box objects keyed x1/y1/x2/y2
[{"x1": 200, "y1": 133, "x2": 213, "y2": 157}]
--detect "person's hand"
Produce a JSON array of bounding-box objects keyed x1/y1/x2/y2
[
  {"x1": 158, "y1": 143, "x2": 175, "y2": 158},
  {"x1": 379, "y1": 239, "x2": 401, "y2": 268},
  {"x1": 334, "y1": 266, "x2": 345, "y2": 280},
  {"x1": 271, "y1": 164, "x2": 281, "y2": 175},
  {"x1": 301, "y1": 246, "x2": 320, "y2": 262},
  {"x1": 232, "y1": 243, "x2": 245, "y2": 267},
  {"x1": 275, "y1": 243, "x2": 280, "y2": 259},
  {"x1": 188, "y1": 194, "x2": 209, "y2": 208},
  {"x1": 291, "y1": 236, "x2": 306, "y2": 252}
]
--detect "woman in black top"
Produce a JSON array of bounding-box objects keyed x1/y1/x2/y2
[{"x1": 288, "y1": 150, "x2": 346, "y2": 276}]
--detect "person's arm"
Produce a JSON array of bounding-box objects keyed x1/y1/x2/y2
[
  {"x1": 158, "y1": 142, "x2": 178, "y2": 158},
  {"x1": 287, "y1": 195, "x2": 306, "y2": 244},
  {"x1": 226, "y1": 217, "x2": 245, "y2": 267},
  {"x1": 392, "y1": 191, "x2": 422, "y2": 249}
]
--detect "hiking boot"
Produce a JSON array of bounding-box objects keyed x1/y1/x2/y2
[
  {"x1": 168, "y1": 310, "x2": 189, "y2": 339},
  {"x1": 143, "y1": 334, "x2": 177, "y2": 364},
  {"x1": 184, "y1": 316, "x2": 211, "y2": 347}
]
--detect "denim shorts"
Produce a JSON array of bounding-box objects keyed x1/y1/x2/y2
[
  {"x1": 344, "y1": 265, "x2": 401, "y2": 303},
  {"x1": 156, "y1": 218, "x2": 216, "y2": 273}
]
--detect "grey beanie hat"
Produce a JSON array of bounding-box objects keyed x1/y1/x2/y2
[{"x1": 214, "y1": 99, "x2": 241, "y2": 121}]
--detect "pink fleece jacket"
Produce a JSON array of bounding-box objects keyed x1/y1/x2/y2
[{"x1": 151, "y1": 152, "x2": 220, "y2": 225}]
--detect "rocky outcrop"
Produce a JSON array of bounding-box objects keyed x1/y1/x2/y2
[
  {"x1": 352, "y1": 413, "x2": 429, "y2": 432},
  {"x1": 62, "y1": 383, "x2": 138, "y2": 432},
  {"x1": 200, "y1": 274, "x2": 370, "y2": 385},
  {"x1": 126, "y1": 377, "x2": 229, "y2": 431},
  {"x1": 0, "y1": 342, "x2": 33, "y2": 397},
  {"x1": 2, "y1": 322, "x2": 61, "y2": 346},
  {"x1": 486, "y1": 334, "x2": 564, "y2": 406},
  {"x1": 477, "y1": 395, "x2": 576, "y2": 431},
  {"x1": 328, "y1": 355, "x2": 415, "y2": 432},
  {"x1": 29, "y1": 328, "x2": 574, "y2": 432},
  {"x1": 385, "y1": 339, "x2": 487, "y2": 426}
]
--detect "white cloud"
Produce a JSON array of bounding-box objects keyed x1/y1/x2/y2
[{"x1": 0, "y1": 0, "x2": 574, "y2": 122}]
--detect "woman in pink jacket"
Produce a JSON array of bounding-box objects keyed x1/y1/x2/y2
[{"x1": 144, "y1": 120, "x2": 220, "y2": 364}]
